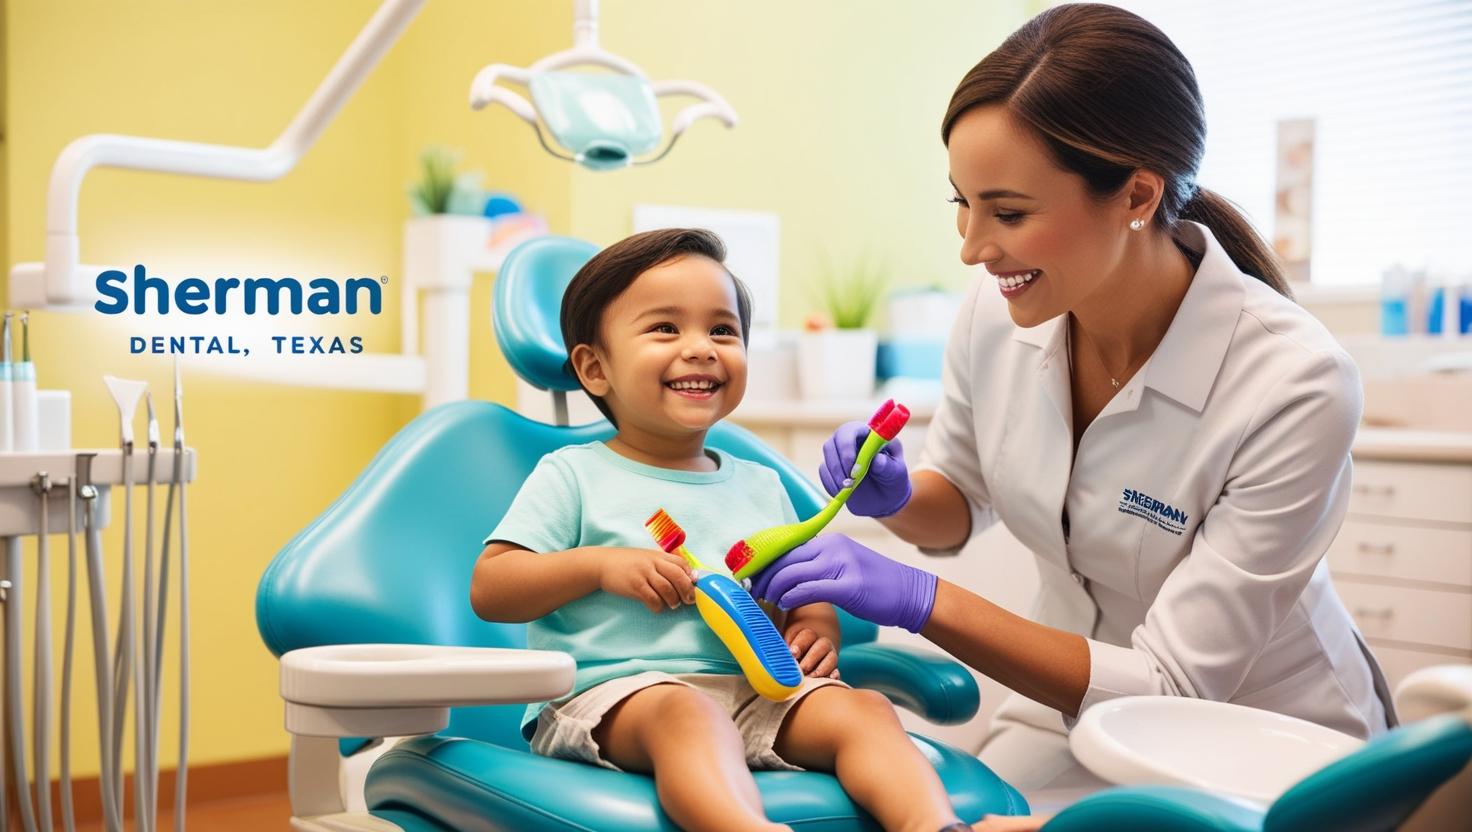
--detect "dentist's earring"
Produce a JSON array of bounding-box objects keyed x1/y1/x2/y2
[{"x1": 1130, "y1": 218, "x2": 1145, "y2": 231}]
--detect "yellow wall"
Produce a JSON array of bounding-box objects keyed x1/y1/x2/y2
[
  {"x1": 4, "y1": 0, "x2": 1033, "y2": 777},
  {"x1": 4, "y1": 0, "x2": 426, "y2": 773}
]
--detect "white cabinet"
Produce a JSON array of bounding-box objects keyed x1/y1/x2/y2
[{"x1": 1331, "y1": 448, "x2": 1472, "y2": 695}]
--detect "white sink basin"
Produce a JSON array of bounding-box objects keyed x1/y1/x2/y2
[{"x1": 1070, "y1": 696, "x2": 1364, "y2": 805}]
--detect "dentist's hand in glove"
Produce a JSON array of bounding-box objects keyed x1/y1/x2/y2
[
  {"x1": 752, "y1": 533, "x2": 938, "y2": 633},
  {"x1": 820, "y1": 421, "x2": 912, "y2": 517}
]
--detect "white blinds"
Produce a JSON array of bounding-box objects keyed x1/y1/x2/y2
[{"x1": 1085, "y1": 1, "x2": 1472, "y2": 286}]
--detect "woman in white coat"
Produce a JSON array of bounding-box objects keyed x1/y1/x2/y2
[{"x1": 753, "y1": 1, "x2": 1394, "y2": 809}]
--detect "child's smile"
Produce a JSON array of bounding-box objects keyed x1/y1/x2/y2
[{"x1": 572, "y1": 253, "x2": 749, "y2": 446}]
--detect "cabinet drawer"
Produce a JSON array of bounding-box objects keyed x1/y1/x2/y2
[
  {"x1": 1348, "y1": 460, "x2": 1472, "y2": 525},
  {"x1": 1361, "y1": 642, "x2": 1471, "y2": 697},
  {"x1": 1328, "y1": 520, "x2": 1472, "y2": 587},
  {"x1": 1337, "y1": 581, "x2": 1472, "y2": 651}
]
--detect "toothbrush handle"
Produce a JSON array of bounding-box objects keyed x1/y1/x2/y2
[
  {"x1": 798, "y1": 430, "x2": 889, "y2": 533},
  {"x1": 675, "y1": 545, "x2": 707, "y2": 571}
]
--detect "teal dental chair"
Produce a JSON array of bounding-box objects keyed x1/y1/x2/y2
[{"x1": 256, "y1": 235, "x2": 1029, "y2": 831}]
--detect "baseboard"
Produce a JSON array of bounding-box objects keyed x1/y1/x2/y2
[{"x1": 4, "y1": 754, "x2": 288, "y2": 824}]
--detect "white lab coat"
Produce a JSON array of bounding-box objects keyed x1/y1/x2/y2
[{"x1": 917, "y1": 222, "x2": 1393, "y2": 775}]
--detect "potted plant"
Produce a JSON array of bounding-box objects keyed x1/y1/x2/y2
[{"x1": 798, "y1": 252, "x2": 888, "y2": 400}]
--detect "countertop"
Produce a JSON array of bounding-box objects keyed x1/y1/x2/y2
[{"x1": 733, "y1": 399, "x2": 1472, "y2": 464}]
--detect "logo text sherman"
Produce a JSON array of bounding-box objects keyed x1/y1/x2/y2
[
  {"x1": 1118, "y1": 488, "x2": 1189, "y2": 535},
  {"x1": 95, "y1": 265, "x2": 382, "y2": 315}
]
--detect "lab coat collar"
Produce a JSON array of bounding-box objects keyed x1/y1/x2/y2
[{"x1": 1010, "y1": 221, "x2": 1245, "y2": 414}]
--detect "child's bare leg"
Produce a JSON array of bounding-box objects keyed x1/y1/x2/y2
[
  {"x1": 775, "y1": 687, "x2": 961, "y2": 832},
  {"x1": 594, "y1": 683, "x2": 789, "y2": 832}
]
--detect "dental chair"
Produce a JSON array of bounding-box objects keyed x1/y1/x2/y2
[
  {"x1": 256, "y1": 235, "x2": 1029, "y2": 831},
  {"x1": 1039, "y1": 665, "x2": 1472, "y2": 832}
]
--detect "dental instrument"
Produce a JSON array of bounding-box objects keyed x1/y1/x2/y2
[
  {"x1": 645, "y1": 508, "x2": 801, "y2": 701},
  {"x1": 725, "y1": 399, "x2": 911, "y2": 580},
  {"x1": 5, "y1": 504, "x2": 39, "y2": 832},
  {"x1": 60, "y1": 468, "x2": 81, "y2": 832},
  {"x1": 169, "y1": 361, "x2": 191, "y2": 831},
  {"x1": 1, "y1": 313, "x2": 13, "y2": 452},
  {"x1": 102, "y1": 375, "x2": 148, "y2": 830},
  {"x1": 14, "y1": 312, "x2": 38, "y2": 451},
  {"x1": 76, "y1": 450, "x2": 124, "y2": 831},
  {"x1": 138, "y1": 392, "x2": 160, "y2": 832},
  {"x1": 31, "y1": 472, "x2": 56, "y2": 832}
]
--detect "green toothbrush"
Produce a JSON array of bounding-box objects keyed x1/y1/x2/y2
[{"x1": 725, "y1": 399, "x2": 911, "y2": 580}]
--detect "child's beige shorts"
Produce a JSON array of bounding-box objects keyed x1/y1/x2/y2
[{"x1": 530, "y1": 671, "x2": 849, "y2": 772}]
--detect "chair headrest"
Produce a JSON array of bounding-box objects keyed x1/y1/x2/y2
[{"x1": 493, "y1": 235, "x2": 600, "y2": 392}]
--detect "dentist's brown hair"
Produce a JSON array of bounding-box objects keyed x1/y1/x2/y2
[{"x1": 943, "y1": 2, "x2": 1291, "y2": 298}]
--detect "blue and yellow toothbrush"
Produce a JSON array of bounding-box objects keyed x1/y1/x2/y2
[{"x1": 645, "y1": 508, "x2": 802, "y2": 701}]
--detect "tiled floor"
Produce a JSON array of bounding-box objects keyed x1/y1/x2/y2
[{"x1": 74, "y1": 793, "x2": 294, "y2": 832}]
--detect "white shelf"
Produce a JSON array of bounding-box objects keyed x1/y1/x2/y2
[{"x1": 0, "y1": 448, "x2": 196, "y2": 537}]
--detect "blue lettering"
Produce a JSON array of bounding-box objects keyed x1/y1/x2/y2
[
  {"x1": 96, "y1": 270, "x2": 129, "y2": 314},
  {"x1": 130, "y1": 336, "x2": 145, "y2": 353},
  {"x1": 344, "y1": 277, "x2": 381, "y2": 314},
  {"x1": 134, "y1": 264, "x2": 170, "y2": 314},
  {"x1": 307, "y1": 279, "x2": 339, "y2": 314},
  {"x1": 214, "y1": 278, "x2": 240, "y2": 313},
  {"x1": 245, "y1": 277, "x2": 302, "y2": 315},
  {"x1": 176, "y1": 278, "x2": 209, "y2": 314},
  {"x1": 91, "y1": 266, "x2": 383, "y2": 316}
]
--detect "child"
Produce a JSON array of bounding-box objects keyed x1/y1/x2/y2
[{"x1": 471, "y1": 228, "x2": 973, "y2": 832}]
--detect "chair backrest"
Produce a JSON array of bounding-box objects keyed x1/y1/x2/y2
[
  {"x1": 492, "y1": 234, "x2": 597, "y2": 392},
  {"x1": 258, "y1": 234, "x2": 877, "y2": 749}
]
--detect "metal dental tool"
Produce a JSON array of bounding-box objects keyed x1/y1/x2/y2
[
  {"x1": 5, "y1": 501, "x2": 39, "y2": 832},
  {"x1": 60, "y1": 468, "x2": 81, "y2": 832},
  {"x1": 138, "y1": 393, "x2": 160, "y2": 832},
  {"x1": 76, "y1": 451, "x2": 122, "y2": 832},
  {"x1": 102, "y1": 375, "x2": 146, "y2": 832},
  {"x1": 31, "y1": 472, "x2": 56, "y2": 832},
  {"x1": 172, "y1": 363, "x2": 191, "y2": 832},
  {"x1": 150, "y1": 361, "x2": 190, "y2": 832}
]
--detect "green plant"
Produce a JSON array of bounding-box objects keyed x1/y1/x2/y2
[
  {"x1": 813, "y1": 251, "x2": 890, "y2": 329},
  {"x1": 410, "y1": 146, "x2": 459, "y2": 214}
]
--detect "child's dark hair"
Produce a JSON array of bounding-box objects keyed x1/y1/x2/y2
[{"x1": 560, "y1": 227, "x2": 753, "y2": 425}]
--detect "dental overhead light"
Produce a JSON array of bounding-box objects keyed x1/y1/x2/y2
[
  {"x1": 469, "y1": 1, "x2": 737, "y2": 171},
  {"x1": 9, "y1": 0, "x2": 739, "y2": 310}
]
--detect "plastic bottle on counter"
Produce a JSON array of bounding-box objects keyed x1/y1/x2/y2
[{"x1": 1381, "y1": 264, "x2": 1410, "y2": 336}]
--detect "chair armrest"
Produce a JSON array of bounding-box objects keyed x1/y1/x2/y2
[
  {"x1": 1395, "y1": 664, "x2": 1472, "y2": 723},
  {"x1": 837, "y1": 643, "x2": 979, "y2": 725},
  {"x1": 280, "y1": 644, "x2": 574, "y2": 738},
  {"x1": 1040, "y1": 785, "x2": 1265, "y2": 832}
]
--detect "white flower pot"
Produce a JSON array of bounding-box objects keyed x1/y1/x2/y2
[{"x1": 798, "y1": 329, "x2": 878, "y2": 401}]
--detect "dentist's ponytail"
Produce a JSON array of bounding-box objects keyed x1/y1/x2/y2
[
  {"x1": 1179, "y1": 186, "x2": 1291, "y2": 298},
  {"x1": 943, "y1": 3, "x2": 1292, "y2": 299}
]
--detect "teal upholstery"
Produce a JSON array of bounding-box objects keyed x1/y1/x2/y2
[
  {"x1": 491, "y1": 234, "x2": 597, "y2": 392},
  {"x1": 255, "y1": 234, "x2": 1027, "y2": 829},
  {"x1": 1041, "y1": 713, "x2": 1472, "y2": 832}
]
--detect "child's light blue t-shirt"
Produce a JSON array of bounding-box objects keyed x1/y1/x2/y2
[{"x1": 485, "y1": 441, "x2": 799, "y2": 739}]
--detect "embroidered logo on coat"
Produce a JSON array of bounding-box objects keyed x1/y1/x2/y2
[{"x1": 1118, "y1": 488, "x2": 1188, "y2": 536}]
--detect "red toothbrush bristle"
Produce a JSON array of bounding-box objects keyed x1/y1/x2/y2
[
  {"x1": 725, "y1": 540, "x2": 754, "y2": 572},
  {"x1": 645, "y1": 508, "x2": 686, "y2": 552},
  {"x1": 868, "y1": 399, "x2": 895, "y2": 431},
  {"x1": 873, "y1": 403, "x2": 910, "y2": 440}
]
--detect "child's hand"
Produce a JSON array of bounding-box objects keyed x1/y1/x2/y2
[
  {"x1": 598, "y1": 548, "x2": 697, "y2": 614},
  {"x1": 786, "y1": 627, "x2": 840, "y2": 679}
]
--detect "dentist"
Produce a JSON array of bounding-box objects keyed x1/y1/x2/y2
[{"x1": 753, "y1": 3, "x2": 1395, "y2": 796}]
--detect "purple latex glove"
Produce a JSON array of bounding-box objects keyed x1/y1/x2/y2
[
  {"x1": 751, "y1": 534, "x2": 937, "y2": 633},
  {"x1": 820, "y1": 421, "x2": 912, "y2": 518}
]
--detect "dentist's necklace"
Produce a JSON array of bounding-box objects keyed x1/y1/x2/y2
[{"x1": 1068, "y1": 316, "x2": 1143, "y2": 390}]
